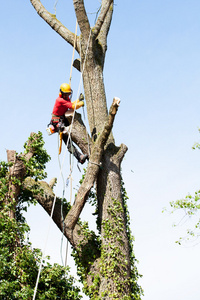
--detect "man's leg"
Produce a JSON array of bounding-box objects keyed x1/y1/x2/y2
[{"x1": 62, "y1": 133, "x2": 88, "y2": 164}]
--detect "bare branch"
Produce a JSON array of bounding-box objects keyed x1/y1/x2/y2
[
  {"x1": 73, "y1": 0, "x2": 91, "y2": 39},
  {"x1": 93, "y1": 0, "x2": 113, "y2": 38},
  {"x1": 30, "y1": 0, "x2": 79, "y2": 50}
]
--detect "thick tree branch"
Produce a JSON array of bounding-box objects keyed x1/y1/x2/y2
[
  {"x1": 93, "y1": 0, "x2": 113, "y2": 38},
  {"x1": 97, "y1": 0, "x2": 114, "y2": 55},
  {"x1": 22, "y1": 177, "x2": 99, "y2": 252},
  {"x1": 64, "y1": 97, "x2": 120, "y2": 231},
  {"x1": 30, "y1": 0, "x2": 79, "y2": 51},
  {"x1": 73, "y1": 0, "x2": 90, "y2": 39}
]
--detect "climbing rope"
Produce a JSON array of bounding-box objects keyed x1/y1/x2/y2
[
  {"x1": 32, "y1": 138, "x2": 69, "y2": 300},
  {"x1": 78, "y1": 29, "x2": 92, "y2": 156},
  {"x1": 60, "y1": 28, "x2": 93, "y2": 267},
  {"x1": 33, "y1": 19, "x2": 92, "y2": 300},
  {"x1": 58, "y1": 132, "x2": 70, "y2": 266},
  {"x1": 69, "y1": 20, "x2": 78, "y2": 86},
  {"x1": 60, "y1": 134, "x2": 75, "y2": 267},
  {"x1": 64, "y1": 152, "x2": 74, "y2": 267}
]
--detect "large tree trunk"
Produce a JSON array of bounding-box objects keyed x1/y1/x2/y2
[{"x1": 80, "y1": 37, "x2": 132, "y2": 297}]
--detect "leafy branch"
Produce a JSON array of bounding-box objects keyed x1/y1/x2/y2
[{"x1": 169, "y1": 128, "x2": 200, "y2": 245}]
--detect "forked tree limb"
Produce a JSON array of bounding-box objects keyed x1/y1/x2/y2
[
  {"x1": 22, "y1": 177, "x2": 96, "y2": 249},
  {"x1": 30, "y1": 0, "x2": 113, "y2": 55},
  {"x1": 73, "y1": 0, "x2": 113, "y2": 40},
  {"x1": 92, "y1": 0, "x2": 113, "y2": 38}
]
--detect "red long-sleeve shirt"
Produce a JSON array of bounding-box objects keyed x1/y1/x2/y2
[{"x1": 52, "y1": 95, "x2": 72, "y2": 116}]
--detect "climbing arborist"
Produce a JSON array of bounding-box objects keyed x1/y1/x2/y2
[{"x1": 47, "y1": 83, "x2": 88, "y2": 164}]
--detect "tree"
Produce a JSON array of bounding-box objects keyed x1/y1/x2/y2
[
  {"x1": 2, "y1": 1, "x2": 142, "y2": 299},
  {"x1": 0, "y1": 134, "x2": 82, "y2": 299},
  {"x1": 169, "y1": 129, "x2": 200, "y2": 245}
]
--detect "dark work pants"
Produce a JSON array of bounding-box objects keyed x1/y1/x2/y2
[{"x1": 62, "y1": 130, "x2": 81, "y2": 161}]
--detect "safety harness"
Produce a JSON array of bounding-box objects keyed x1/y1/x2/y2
[{"x1": 47, "y1": 114, "x2": 67, "y2": 154}]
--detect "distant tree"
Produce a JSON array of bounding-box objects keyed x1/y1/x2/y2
[
  {"x1": 0, "y1": 133, "x2": 82, "y2": 299},
  {"x1": 170, "y1": 129, "x2": 200, "y2": 245}
]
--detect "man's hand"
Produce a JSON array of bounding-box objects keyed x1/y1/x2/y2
[{"x1": 72, "y1": 100, "x2": 84, "y2": 110}]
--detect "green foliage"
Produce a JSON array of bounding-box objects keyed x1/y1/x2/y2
[
  {"x1": 1, "y1": 132, "x2": 142, "y2": 299},
  {"x1": 72, "y1": 172, "x2": 142, "y2": 299},
  {"x1": 121, "y1": 180, "x2": 143, "y2": 299},
  {"x1": 18, "y1": 132, "x2": 51, "y2": 222},
  {"x1": 71, "y1": 221, "x2": 101, "y2": 297},
  {"x1": 0, "y1": 161, "x2": 12, "y2": 203},
  {"x1": 169, "y1": 129, "x2": 200, "y2": 244},
  {"x1": 1, "y1": 132, "x2": 51, "y2": 223},
  {"x1": 169, "y1": 191, "x2": 200, "y2": 245},
  {"x1": 0, "y1": 206, "x2": 82, "y2": 299},
  {"x1": 99, "y1": 187, "x2": 143, "y2": 300},
  {"x1": 0, "y1": 132, "x2": 82, "y2": 300},
  {"x1": 100, "y1": 210, "x2": 130, "y2": 299},
  {"x1": 22, "y1": 131, "x2": 51, "y2": 181},
  {"x1": 192, "y1": 128, "x2": 200, "y2": 150}
]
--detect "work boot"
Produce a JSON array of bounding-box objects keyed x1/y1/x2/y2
[
  {"x1": 72, "y1": 147, "x2": 88, "y2": 164},
  {"x1": 78, "y1": 154, "x2": 88, "y2": 164}
]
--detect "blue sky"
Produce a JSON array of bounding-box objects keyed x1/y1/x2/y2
[{"x1": 1, "y1": 1, "x2": 200, "y2": 299}]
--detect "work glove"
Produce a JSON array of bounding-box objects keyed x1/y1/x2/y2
[
  {"x1": 72, "y1": 99, "x2": 84, "y2": 110},
  {"x1": 79, "y1": 93, "x2": 84, "y2": 101}
]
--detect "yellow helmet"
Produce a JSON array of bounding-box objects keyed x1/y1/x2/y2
[{"x1": 60, "y1": 83, "x2": 71, "y2": 94}]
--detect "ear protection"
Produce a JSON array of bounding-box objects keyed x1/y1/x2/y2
[{"x1": 59, "y1": 89, "x2": 73, "y2": 99}]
